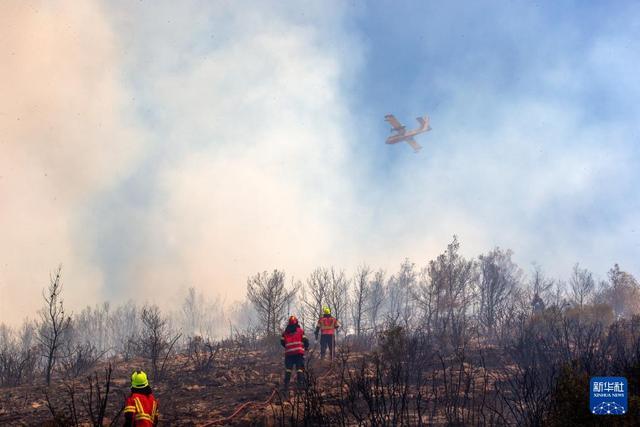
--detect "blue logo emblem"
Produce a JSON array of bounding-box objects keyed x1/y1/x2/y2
[{"x1": 590, "y1": 377, "x2": 627, "y2": 415}]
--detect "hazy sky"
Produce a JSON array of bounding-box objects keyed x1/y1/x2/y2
[{"x1": 2, "y1": 0, "x2": 639, "y2": 323}]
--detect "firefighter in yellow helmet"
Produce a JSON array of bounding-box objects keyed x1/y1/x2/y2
[
  {"x1": 314, "y1": 307, "x2": 340, "y2": 360},
  {"x1": 123, "y1": 370, "x2": 159, "y2": 426}
]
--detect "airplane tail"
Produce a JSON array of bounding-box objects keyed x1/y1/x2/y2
[{"x1": 416, "y1": 116, "x2": 432, "y2": 131}]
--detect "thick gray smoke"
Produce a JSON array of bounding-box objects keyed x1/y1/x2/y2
[
  {"x1": 1, "y1": 1, "x2": 364, "y2": 323},
  {"x1": 0, "y1": 0, "x2": 146, "y2": 323}
]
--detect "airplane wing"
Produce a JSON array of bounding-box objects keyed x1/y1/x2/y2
[
  {"x1": 406, "y1": 137, "x2": 422, "y2": 152},
  {"x1": 385, "y1": 114, "x2": 406, "y2": 133}
]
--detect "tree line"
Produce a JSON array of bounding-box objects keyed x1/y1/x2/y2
[{"x1": 246, "y1": 236, "x2": 640, "y2": 343}]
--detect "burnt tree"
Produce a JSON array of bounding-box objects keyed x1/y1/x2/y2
[{"x1": 37, "y1": 266, "x2": 71, "y2": 385}]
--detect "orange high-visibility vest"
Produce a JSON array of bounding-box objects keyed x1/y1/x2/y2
[
  {"x1": 123, "y1": 393, "x2": 159, "y2": 426},
  {"x1": 318, "y1": 316, "x2": 337, "y2": 335},
  {"x1": 282, "y1": 326, "x2": 305, "y2": 355}
]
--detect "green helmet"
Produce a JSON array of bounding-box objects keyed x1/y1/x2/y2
[{"x1": 131, "y1": 370, "x2": 149, "y2": 388}]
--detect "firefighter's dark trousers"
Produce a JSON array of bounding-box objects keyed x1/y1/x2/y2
[
  {"x1": 284, "y1": 354, "x2": 305, "y2": 390},
  {"x1": 320, "y1": 334, "x2": 335, "y2": 360}
]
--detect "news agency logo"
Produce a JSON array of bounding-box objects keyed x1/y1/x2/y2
[{"x1": 590, "y1": 377, "x2": 627, "y2": 415}]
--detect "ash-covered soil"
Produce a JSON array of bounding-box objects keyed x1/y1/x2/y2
[{"x1": 0, "y1": 346, "x2": 338, "y2": 426}]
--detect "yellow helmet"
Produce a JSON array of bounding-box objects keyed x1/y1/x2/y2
[
  {"x1": 323, "y1": 306, "x2": 331, "y2": 315},
  {"x1": 131, "y1": 370, "x2": 149, "y2": 389}
]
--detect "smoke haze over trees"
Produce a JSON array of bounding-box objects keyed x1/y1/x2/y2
[
  {"x1": 3, "y1": 0, "x2": 640, "y2": 327},
  {"x1": 5, "y1": 236, "x2": 640, "y2": 351}
]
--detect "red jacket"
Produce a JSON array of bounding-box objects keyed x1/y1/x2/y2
[
  {"x1": 317, "y1": 316, "x2": 339, "y2": 335},
  {"x1": 281, "y1": 325, "x2": 308, "y2": 356},
  {"x1": 123, "y1": 392, "x2": 158, "y2": 426}
]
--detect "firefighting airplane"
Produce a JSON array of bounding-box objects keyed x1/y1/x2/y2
[{"x1": 384, "y1": 114, "x2": 432, "y2": 152}]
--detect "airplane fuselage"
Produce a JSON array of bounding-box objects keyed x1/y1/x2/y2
[{"x1": 386, "y1": 129, "x2": 428, "y2": 144}]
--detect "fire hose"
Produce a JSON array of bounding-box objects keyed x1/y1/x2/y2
[
  {"x1": 200, "y1": 389, "x2": 278, "y2": 426},
  {"x1": 200, "y1": 364, "x2": 335, "y2": 426}
]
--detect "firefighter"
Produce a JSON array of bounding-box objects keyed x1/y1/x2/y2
[
  {"x1": 123, "y1": 370, "x2": 159, "y2": 426},
  {"x1": 280, "y1": 315, "x2": 309, "y2": 392},
  {"x1": 314, "y1": 307, "x2": 340, "y2": 361}
]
